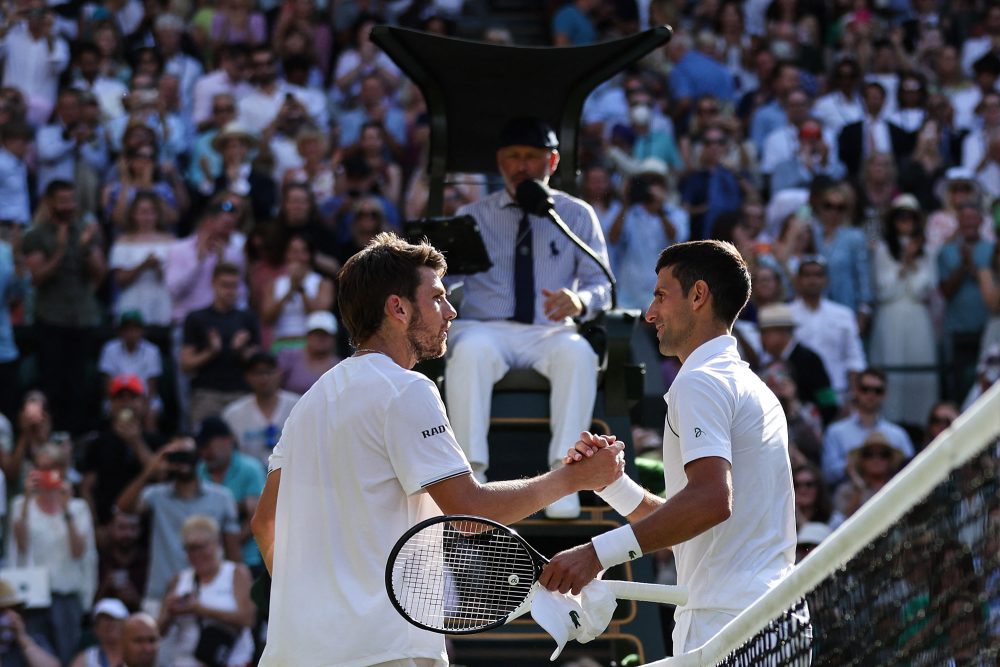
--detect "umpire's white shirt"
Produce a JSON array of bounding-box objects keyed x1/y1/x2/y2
[
  {"x1": 664, "y1": 335, "x2": 796, "y2": 614},
  {"x1": 259, "y1": 354, "x2": 470, "y2": 667}
]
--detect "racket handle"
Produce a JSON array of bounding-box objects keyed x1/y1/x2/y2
[{"x1": 605, "y1": 580, "x2": 688, "y2": 606}]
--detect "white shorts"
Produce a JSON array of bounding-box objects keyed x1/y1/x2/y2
[
  {"x1": 672, "y1": 608, "x2": 738, "y2": 654},
  {"x1": 370, "y1": 660, "x2": 446, "y2": 667}
]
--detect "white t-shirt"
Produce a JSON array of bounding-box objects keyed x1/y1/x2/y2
[
  {"x1": 109, "y1": 239, "x2": 175, "y2": 326},
  {"x1": 663, "y1": 335, "x2": 796, "y2": 613},
  {"x1": 789, "y1": 298, "x2": 867, "y2": 396},
  {"x1": 221, "y1": 391, "x2": 301, "y2": 466},
  {"x1": 259, "y1": 354, "x2": 470, "y2": 667},
  {"x1": 98, "y1": 338, "x2": 163, "y2": 384},
  {"x1": 270, "y1": 272, "x2": 323, "y2": 340},
  {"x1": 165, "y1": 561, "x2": 254, "y2": 667}
]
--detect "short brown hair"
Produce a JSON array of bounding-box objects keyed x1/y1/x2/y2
[
  {"x1": 212, "y1": 261, "x2": 241, "y2": 281},
  {"x1": 655, "y1": 240, "x2": 750, "y2": 326},
  {"x1": 338, "y1": 233, "x2": 446, "y2": 346}
]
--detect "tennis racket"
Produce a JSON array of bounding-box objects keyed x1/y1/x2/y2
[{"x1": 385, "y1": 514, "x2": 688, "y2": 635}]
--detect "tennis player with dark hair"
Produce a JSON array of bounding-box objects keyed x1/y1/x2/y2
[
  {"x1": 252, "y1": 232, "x2": 625, "y2": 667},
  {"x1": 540, "y1": 240, "x2": 797, "y2": 654}
]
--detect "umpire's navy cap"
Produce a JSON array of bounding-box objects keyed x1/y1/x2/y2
[{"x1": 498, "y1": 117, "x2": 559, "y2": 150}]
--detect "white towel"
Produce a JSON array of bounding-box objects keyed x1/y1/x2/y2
[{"x1": 530, "y1": 579, "x2": 619, "y2": 661}]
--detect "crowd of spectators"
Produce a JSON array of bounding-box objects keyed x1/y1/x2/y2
[{"x1": 0, "y1": 0, "x2": 997, "y2": 663}]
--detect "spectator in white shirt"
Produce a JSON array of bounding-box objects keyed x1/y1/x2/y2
[
  {"x1": 236, "y1": 45, "x2": 291, "y2": 133},
  {"x1": 70, "y1": 42, "x2": 128, "y2": 121},
  {"x1": 789, "y1": 256, "x2": 867, "y2": 402},
  {"x1": 98, "y1": 312, "x2": 164, "y2": 414},
  {"x1": 331, "y1": 15, "x2": 402, "y2": 110},
  {"x1": 191, "y1": 44, "x2": 250, "y2": 130},
  {"x1": 761, "y1": 89, "x2": 845, "y2": 194},
  {"x1": 0, "y1": 121, "x2": 32, "y2": 227},
  {"x1": 283, "y1": 54, "x2": 330, "y2": 131},
  {"x1": 35, "y1": 88, "x2": 109, "y2": 197},
  {"x1": 812, "y1": 57, "x2": 864, "y2": 138},
  {"x1": 960, "y1": 4, "x2": 1000, "y2": 76},
  {"x1": 963, "y1": 90, "x2": 1000, "y2": 176},
  {"x1": 153, "y1": 14, "x2": 203, "y2": 118},
  {"x1": 0, "y1": 0, "x2": 69, "y2": 126},
  {"x1": 221, "y1": 351, "x2": 299, "y2": 466}
]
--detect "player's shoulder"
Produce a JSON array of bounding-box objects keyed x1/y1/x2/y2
[
  {"x1": 394, "y1": 366, "x2": 441, "y2": 396},
  {"x1": 359, "y1": 356, "x2": 439, "y2": 397},
  {"x1": 671, "y1": 367, "x2": 732, "y2": 401}
]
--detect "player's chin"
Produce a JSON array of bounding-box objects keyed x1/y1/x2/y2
[{"x1": 420, "y1": 341, "x2": 448, "y2": 361}]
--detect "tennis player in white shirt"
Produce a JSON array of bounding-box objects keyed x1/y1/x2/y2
[
  {"x1": 540, "y1": 240, "x2": 797, "y2": 654},
  {"x1": 252, "y1": 233, "x2": 624, "y2": 667}
]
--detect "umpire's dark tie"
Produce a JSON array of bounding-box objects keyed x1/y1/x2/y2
[{"x1": 512, "y1": 209, "x2": 535, "y2": 324}]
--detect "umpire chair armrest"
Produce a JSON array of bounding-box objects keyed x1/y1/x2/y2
[{"x1": 599, "y1": 309, "x2": 646, "y2": 417}]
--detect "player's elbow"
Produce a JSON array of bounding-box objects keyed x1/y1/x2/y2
[
  {"x1": 250, "y1": 506, "x2": 272, "y2": 543},
  {"x1": 701, "y1": 487, "x2": 732, "y2": 529}
]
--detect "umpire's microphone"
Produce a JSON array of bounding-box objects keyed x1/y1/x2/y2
[{"x1": 515, "y1": 179, "x2": 617, "y2": 309}]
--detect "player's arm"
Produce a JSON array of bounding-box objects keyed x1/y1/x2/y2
[
  {"x1": 426, "y1": 443, "x2": 625, "y2": 527},
  {"x1": 251, "y1": 469, "x2": 280, "y2": 575},
  {"x1": 539, "y1": 456, "x2": 732, "y2": 595},
  {"x1": 629, "y1": 456, "x2": 732, "y2": 546}
]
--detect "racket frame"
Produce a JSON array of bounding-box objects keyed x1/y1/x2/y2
[{"x1": 385, "y1": 514, "x2": 544, "y2": 634}]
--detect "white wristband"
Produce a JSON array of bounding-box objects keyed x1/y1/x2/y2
[
  {"x1": 591, "y1": 524, "x2": 643, "y2": 570},
  {"x1": 596, "y1": 475, "x2": 645, "y2": 516}
]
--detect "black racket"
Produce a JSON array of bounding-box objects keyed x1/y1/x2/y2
[{"x1": 385, "y1": 514, "x2": 688, "y2": 635}]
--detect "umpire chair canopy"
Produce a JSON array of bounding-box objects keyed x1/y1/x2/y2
[{"x1": 370, "y1": 24, "x2": 673, "y2": 214}]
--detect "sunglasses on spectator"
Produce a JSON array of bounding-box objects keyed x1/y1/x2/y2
[
  {"x1": 208, "y1": 200, "x2": 237, "y2": 214},
  {"x1": 861, "y1": 447, "x2": 894, "y2": 460},
  {"x1": 821, "y1": 201, "x2": 848, "y2": 212},
  {"x1": 698, "y1": 106, "x2": 719, "y2": 114},
  {"x1": 794, "y1": 479, "x2": 817, "y2": 489},
  {"x1": 703, "y1": 136, "x2": 727, "y2": 145},
  {"x1": 213, "y1": 105, "x2": 235, "y2": 113},
  {"x1": 183, "y1": 541, "x2": 212, "y2": 552},
  {"x1": 858, "y1": 384, "x2": 885, "y2": 395},
  {"x1": 356, "y1": 210, "x2": 382, "y2": 218},
  {"x1": 929, "y1": 415, "x2": 953, "y2": 426}
]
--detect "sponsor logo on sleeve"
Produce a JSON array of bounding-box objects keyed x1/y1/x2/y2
[
  {"x1": 694, "y1": 427, "x2": 703, "y2": 438},
  {"x1": 421, "y1": 424, "x2": 447, "y2": 439}
]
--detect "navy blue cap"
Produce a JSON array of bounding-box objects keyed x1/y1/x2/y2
[{"x1": 498, "y1": 117, "x2": 559, "y2": 150}]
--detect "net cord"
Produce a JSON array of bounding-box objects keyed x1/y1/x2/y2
[{"x1": 648, "y1": 381, "x2": 1000, "y2": 667}]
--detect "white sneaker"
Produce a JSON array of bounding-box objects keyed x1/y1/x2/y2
[{"x1": 544, "y1": 492, "x2": 581, "y2": 519}]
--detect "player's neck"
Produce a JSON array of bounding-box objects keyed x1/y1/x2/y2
[
  {"x1": 676, "y1": 323, "x2": 731, "y2": 365},
  {"x1": 354, "y1": 334, "x2": 413, "y2": 369}
]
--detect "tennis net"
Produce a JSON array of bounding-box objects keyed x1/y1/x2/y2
[{"x1": 651, "y1": 381, "x2": 1000, "y2": 667}]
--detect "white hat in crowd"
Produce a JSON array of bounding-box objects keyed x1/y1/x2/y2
[
  {"x1": 797, "y1": 522, "x2": 833, "y2": 547},
  {"x1": 757, "y1": 303, "x2": 796, "y2": 330},
  {"x1": 306, "y1": 311, "x2": 338, "y2": 335},
  {"x1": 92, "y1": 597, "x2": 129, "y2": 620}
]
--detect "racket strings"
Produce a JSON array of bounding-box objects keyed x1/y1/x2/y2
[{"x1": 390, "y1": 519, "x2": 538, "y2": 632}]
